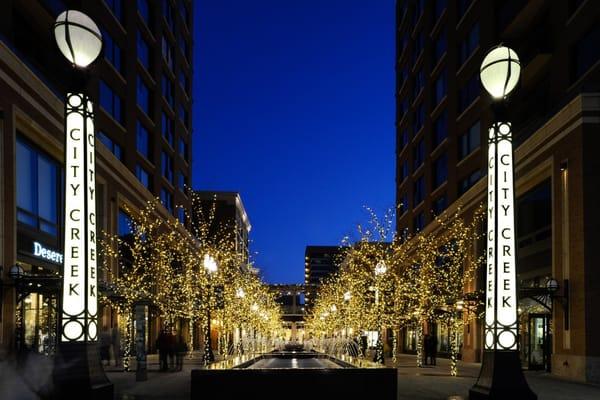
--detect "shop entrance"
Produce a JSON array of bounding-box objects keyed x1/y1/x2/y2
[{"x1": 527, "y1": 313, "x2": 551, "y2": 371}]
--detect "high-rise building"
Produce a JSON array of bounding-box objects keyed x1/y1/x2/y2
[
  {"x1": 0, "y1": 0, "x2": 193, "y2": 357},
  {"x1": 192, "y1": 191, "x2": 252, "y2": 266},
  {"x1": 304, "y1": 246, "x2": 345, "y2": 310},
  {"x1": 395, "y1": 0, "x2": 600, "y2": 382}
]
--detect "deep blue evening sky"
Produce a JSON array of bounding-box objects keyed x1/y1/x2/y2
[{"x1": 192, "y1": 0, "x2": 396, "y2": 284}]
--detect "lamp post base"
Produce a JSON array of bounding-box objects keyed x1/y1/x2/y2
[
  {"x1": 469, "y1": 351, "x2": 536, "y2": 400},
  {"x1": 53, "y1": 342, "x2": 114, "y2": 400}
]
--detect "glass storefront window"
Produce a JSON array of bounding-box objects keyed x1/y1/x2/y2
[
  {"x1": 22, "y1": 293, "x2": 57, "y2": 355},
  {"x1": 404, "y1": 326, "x2": 417, "y2": 351}
]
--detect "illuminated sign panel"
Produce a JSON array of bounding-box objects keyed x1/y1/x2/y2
[
  {"x1": 485, "y1": 122, "x2": 518, "y2": 351},
  {"x1": 61, "y1": 93, "x2": 98, "y2": 342},
  {"x1": 33, "y1": 242, "x2": 64, "y2": 264}
]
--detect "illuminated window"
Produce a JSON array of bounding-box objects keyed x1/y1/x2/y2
[{"x1": 16, "y1": 135, "x2": 60, "y2": 236}]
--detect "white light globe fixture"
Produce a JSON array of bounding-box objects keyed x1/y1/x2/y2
[
  {"x1": 203, "y1": 254, "x2": 218, "y2": 273},
  {"x1": 54, "y1": 10, "x2": 102, "y2": 68},
  {"x1": 374, "y1": 260, "x2": 387, "y2": 276},
  {"x1": 480, "y1": 46, "x2": 521, "y2": 99}
]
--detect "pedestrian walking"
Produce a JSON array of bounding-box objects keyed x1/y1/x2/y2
[
  {"x1": 99, "y1": 326, "x2": 111, "y2": 367},
  {"x1": 156, "y1": 329, "x2": 169, "y2": 371},
  {"x1": 111, "y1": 325, "x2": 121, "y2": 366},
  {"x1": 423, "y1": 334, "x2": 430, "y2": 366},
  {"x1": 175, "y1": 334, "x2": 188, "y2": 371},
  {"x1": 167, "y1": 329, "x2": 176, "y2": 370},
  {"x1": 429, "y1": 334, "x2": 438, "y2": 366}
]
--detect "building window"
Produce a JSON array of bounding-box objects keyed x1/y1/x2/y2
[
  {"x1": 16, "y1": 136, "x2": 60, "y2": 236},
  {"x1": 136, "y1": 164, "x2": 151, "y2": 190},
  {"x1": 163, "y1": 0, "x2": 174, "y2": 31},
  {"x1": 571, "y1": 25, "x2": 600, "y2": 82},
  {"x1": 179, "y1": 104, "x2": 189, "y2": 128},
  {"x1": 433, "y1": 69, "x2": 447, "y2": 106},
  {"x1": 102, "y1": 28, "x2": 122, "y2": 73},
  {"x1": 412, "y1": 32, "x2": 424, "y2": 65},
  {"x1": 432, "y1": 153, "x2": 448, "y2": 189},
  {"x1": 413, "y1": 138, "x2": 425, "y2": 170},
  {"x1": 399, "y1": 193, "x2": 409, "y2": 215},
  {"x1": 161, "y1": 151, "x2": 173, "y2": 183},
  {"x1": 137, "y1": 76, "x2": 151, "y2": 116},
  {"x1": 162, "y1": 112, "x2": 174, "y2": 147},
  {"x1": 178, "y1": 138, "x2": 188, "y2": 161},
  {"x1": 400, "y1": 160, "x2": 409, "y2": 182},
  {"x1": 414, "y1": 0, "x2": 425, "y2": 22},
  {"x1": 104, "y1": 0, "x2": 123, "y2": 22},
  {"x1": 137, "y1": 31, "x2": 151, "y2": 71},
  {"x1": 179, "y1": 70, "x2": 189, "y2": 94},
  {"x1": 138, "y1": 0, "x2": 151, "y2": 26},
  {"x1": 413, "y1": 69, "x2": 424, "y2": 100},
  {"x1": 177, "y1": 171, "x2": 187, "y2": 191},
  {"x1": 162, "y1": 36, "x2": 174, "y2": 71},
  {"x1": 162, "y1": 74, "x2": 174, "y2": 109},
  {"x1": 458, "y1": 22, "x2": 479, "y2": 67},
  {"x1": 458, "y1": 73, "x2": 480, "y2": 114},
  {"x1": 414, "y1": 211, "x2": 425, "y2": 232},
  {"x1": 399, "y1": 98, "x2": 409, "y2": 120},
  {"x1": 98, "y1": 131, "x2": 123, "y2": 160},
  {"x1": 457, "y1": 0, "x2": 473, "y2": 19},
  {"x1": 458, "y1": 121, "x2": 480, "y2": 159},
  {"x1": 177, "y1": 207, "x2": 186, "y2": 224},
  {"x1": 178, "y1": 34, "x2": 188, "y2": 61},
  {"x1": 433, "y1": 29, "x2": 447, "y2": 66},
  {"x1": 413, "y1": 103, "x2": 425, "y2": 134},
  {"x1": 414, "y1": 175, "x2": 425, "y2": 206},
  {"x1": 99, "y1": 80, "x2": 123, "y2": 124},
  {"x1": 433, "y1": 110, "x2": 448, "y2": 148},
  {"x1": 432, "y1": 194, "x2": 447, "y2": 216},
  {"x1": 400, "y1": 128, "x2": 409, "y2": 149},
  {"x1": 458, "y1": 169, "x2": 482, "y2": 195},
  {"x1": 179, "y1": 1, "x2": 189, "y2": 27},
  {"x1": 136, "y1": 121, "x2": 151, "y2": 160},
  {"x1": 399, "y1": 66, "x2": 409, "y2": 87},
  {"x1": 160, "y1": 188, "x2": 173, "y2": 213},
  {"x1": 118, "y1": 209, "x2": 133, "y2": 237},
  {"x1": 434, "y1": 0, "x2": 447, "y2": 21}
]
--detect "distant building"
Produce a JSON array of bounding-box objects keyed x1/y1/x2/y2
[
  {"x1": 304, "y1": 246, "x2": 345, "y2": 310},
  {"x1": 192, "y1": 191, "x2": 252, "y2": 265},
  {"x1": 269, "y1": 284, "x2": 305, "y2": 342}
]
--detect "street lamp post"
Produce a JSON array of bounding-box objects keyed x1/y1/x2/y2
[
  {"x1": 52, "y1": 10, "x2": 113, "y2": 399},
  {"x1": 203, "y1": 254, "x2": 217, "y2": 366},
  {"x1": 469, "y1": 45, "x2": 536, "y2": 400},
  {"x1": 374, "y1": 260, "x2": 386, "y2": 364}
]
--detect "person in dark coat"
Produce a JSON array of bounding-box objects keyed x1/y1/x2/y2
[
  {"x1": 429, "y1": 334, "x2": 438, "y2": 366},
  {"x1": 156, "y1": 329, "x2": 169, "y2": 371},
  {"x1": 175, "y1": 334, "x2": 188, "y2": 371},
  {"x1": 423, "y1": 334, "x2": 430, "y2": 366},
  {"x1": 167, "y1": 329, "x2": 176, "y2": 370}
]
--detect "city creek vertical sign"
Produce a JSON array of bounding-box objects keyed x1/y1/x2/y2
[
  {"x1": 485, "y1": 122, "x2": 518, "y2": 351},
  {"x1": 61, "y1": 93, "x2": 98, "y2": 342}
]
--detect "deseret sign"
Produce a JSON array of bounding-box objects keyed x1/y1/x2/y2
[
  {"x1": 33, "y1": 241, "x2": 64, "y2": 264},
  {"x1": 61, "y1": 92, "x2": 98, "y2": 343}
]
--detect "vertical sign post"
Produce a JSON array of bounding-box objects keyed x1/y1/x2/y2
[
  {"x1": 62, "y1": 93, "x2": 98, "y2": 343},
  {"x1": 52, "y1": 10, "x2": 113, "y2": 399},
  {"x1": 470, "y1": 46, "x2": 536, "y2": 400}
]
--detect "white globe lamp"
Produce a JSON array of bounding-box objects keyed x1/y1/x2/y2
[
  {"x1": 480, "y1": 46, "x2": 521, "y2": 100},
  {"x1": 54, "y1": 10, "x2": 102, "y2": 69}
]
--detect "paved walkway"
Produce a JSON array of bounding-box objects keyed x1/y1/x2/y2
[{"x1": 107, "y1": 353, "x2": 600, "y2": 400}]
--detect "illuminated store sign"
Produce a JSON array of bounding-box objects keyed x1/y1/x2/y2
[
  {"x1": 61, "y1": 93, "x2": 98, "y2": 343},
  {"x1": 485, "y1": 122, "x2": 518, "y2": 351},
  {"x1": 33, "y1": 242, "x2": 63, "y2": 264}
]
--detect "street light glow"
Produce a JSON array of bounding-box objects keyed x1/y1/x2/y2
[
  {"x1": 53, "y1": 10, "x2": 102, "y2": 68},
  {"x1": 480, "y1": 46, "x2": 521, "y2": 99}
]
